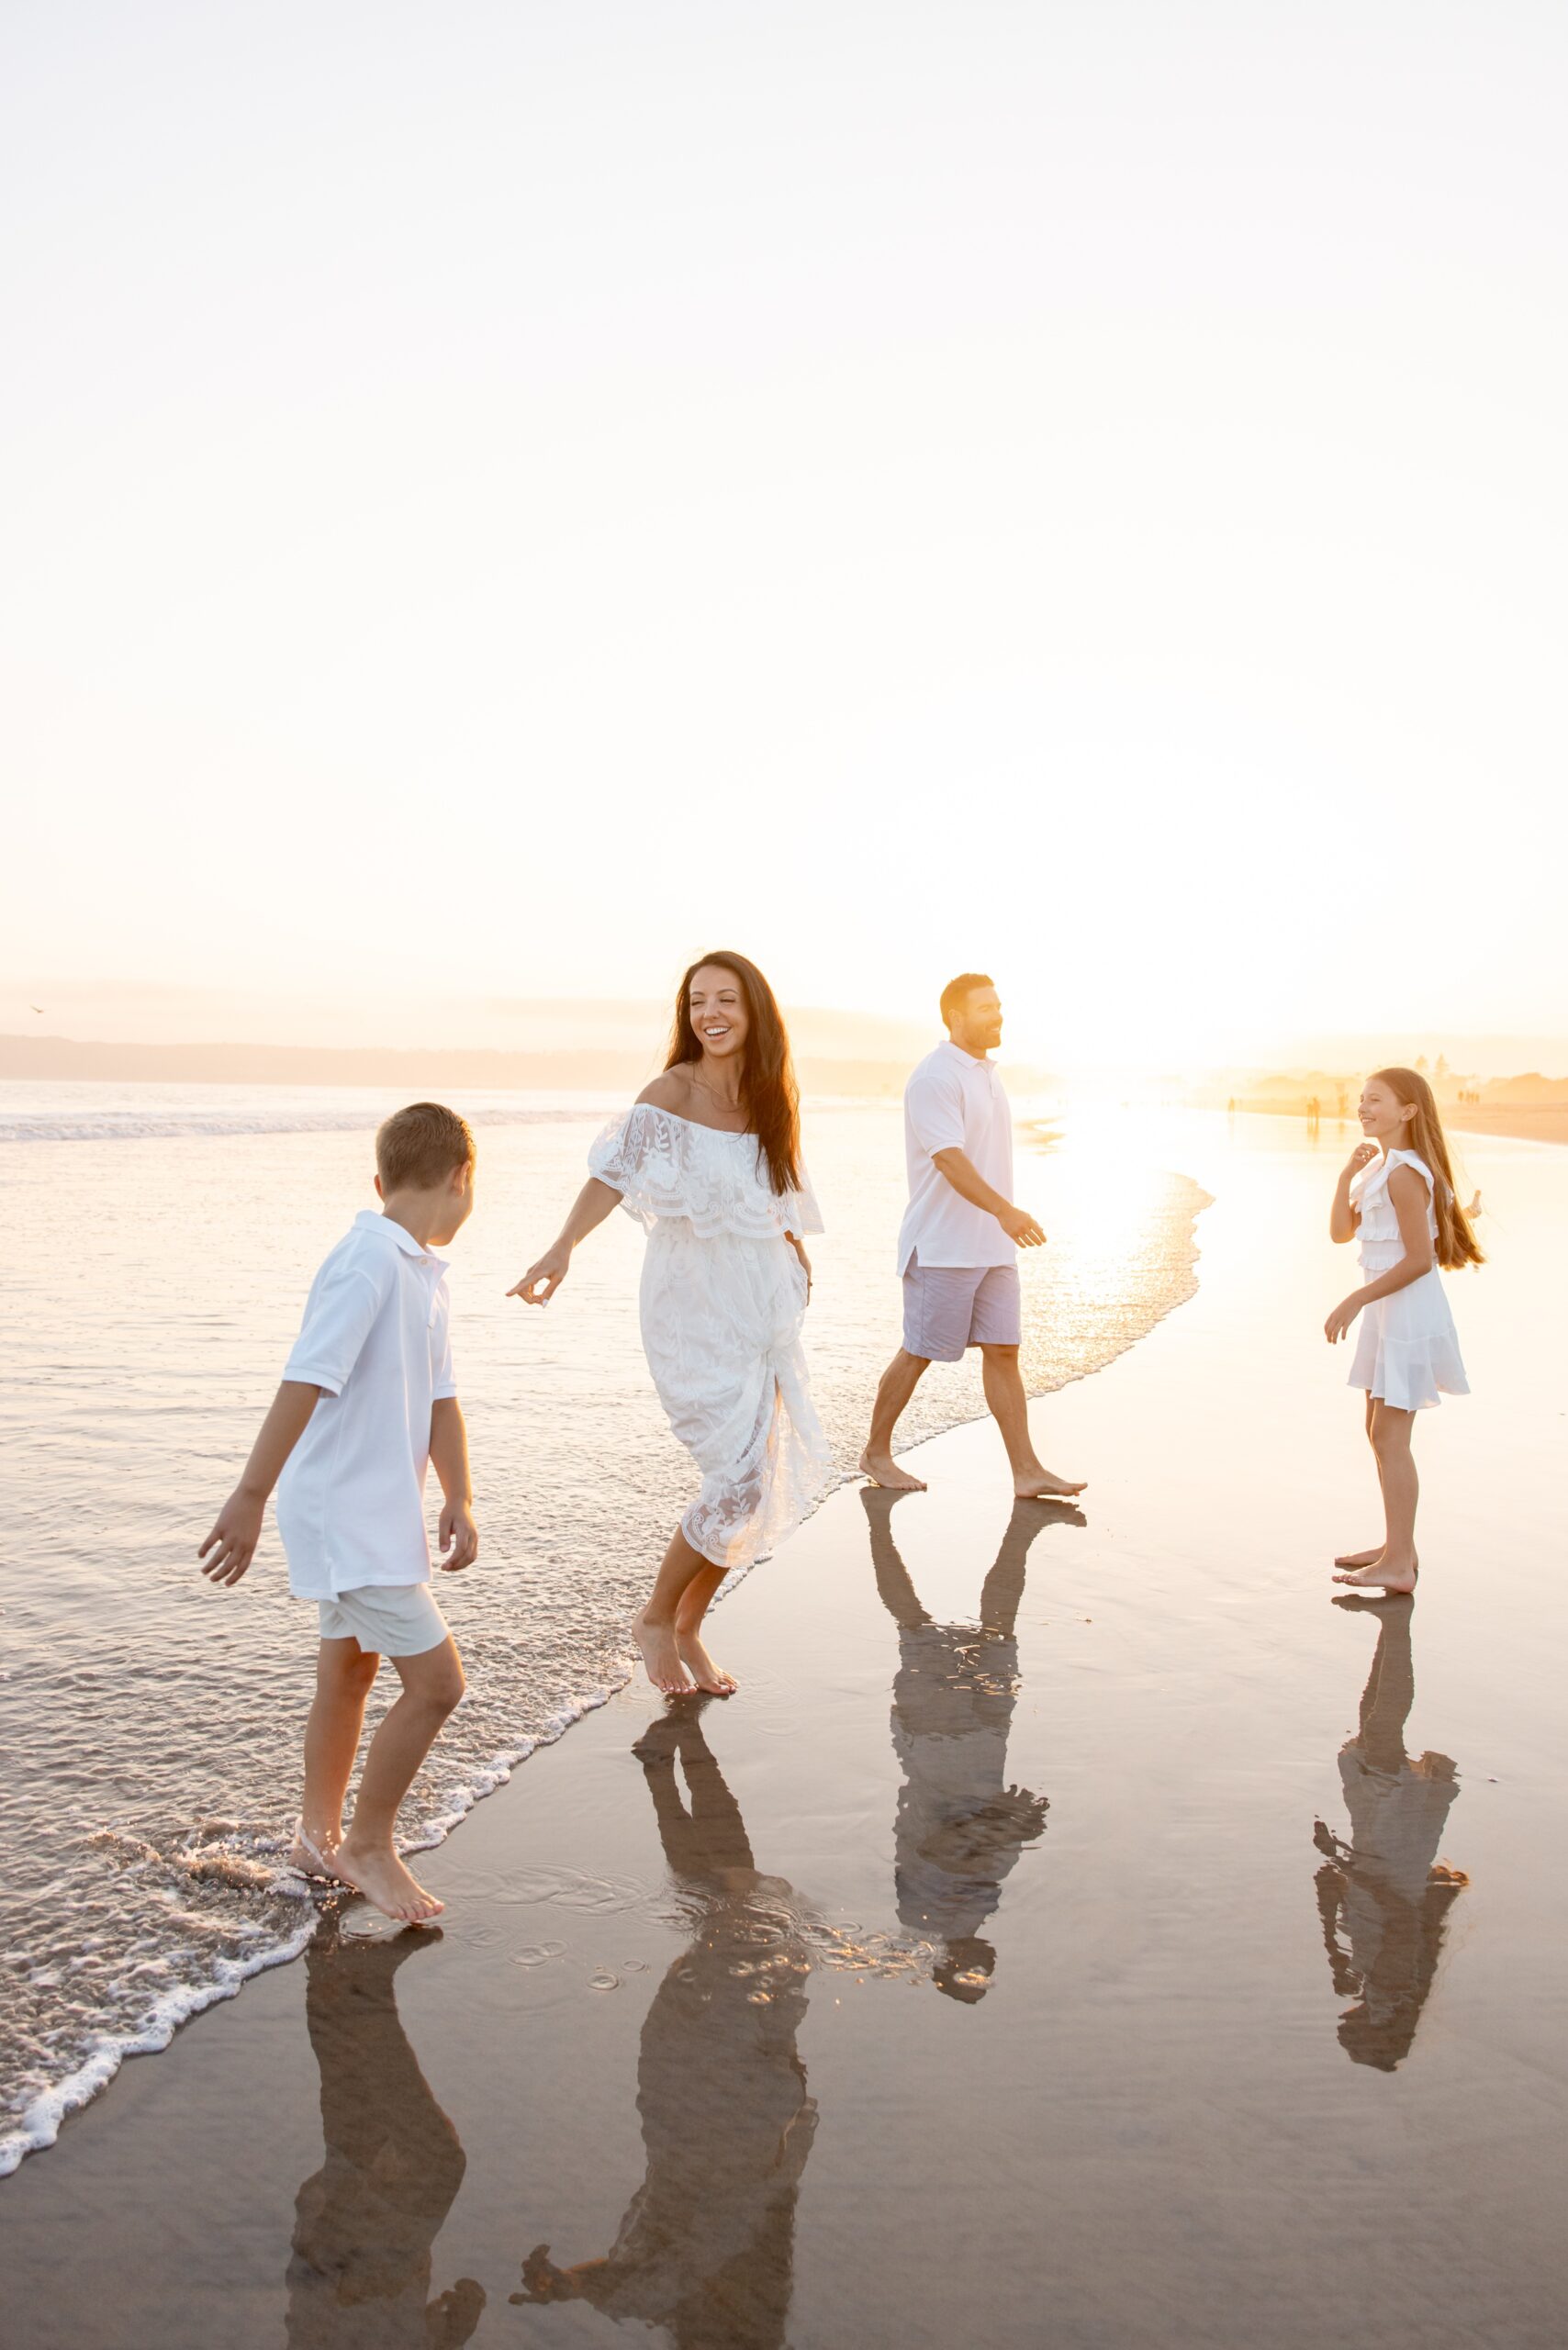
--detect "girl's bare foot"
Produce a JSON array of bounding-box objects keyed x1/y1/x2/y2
[
  {"x1": 332, "y1": 1836, "x2": 444, "y2": 1925},
  {"x1": 1331, "y1": 1551, "x2": 1417, "y2": 1595},
  {"x1": 674, "y1": 1628, "x2": 737, "y2": 1695},
  {"x1": 1333, "y1": 1546, "x2": 1385, "y2": 1568},
  {"x1": 1014, "y1": 1469, "x2": 1087, "y2": 1499},
  {"x1": 633, "y1": 1614, "x2": 692, "y2": 1695},
  {"x1": 858, "y1": 1449, "x2": 926, "y2": 1492}
]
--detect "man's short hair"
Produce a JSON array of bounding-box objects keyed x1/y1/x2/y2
[
  {"x1": 375, "y1": 1102, "x2": 476, "y2": 1192},
  {"x1": 939, "y1": 971, "x2": 995, "y2": 1027}
]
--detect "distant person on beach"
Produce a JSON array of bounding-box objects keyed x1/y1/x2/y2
[
  {"x1": 1325, "y1": 1068, "x2": 1483, "y2": 1594},
  {"x1": 510, "y1": 954, "x2": 831, "y2": 1697},
  {"x1": 199, "y1": 1102, "x2": 479, "y2": 1926},
  {"x1": 858, "y1": 973, "x2": 1084, "y2": 1498}
]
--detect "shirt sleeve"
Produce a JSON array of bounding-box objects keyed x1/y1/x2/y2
[
  {"x1": 283, "y1": 1261, "x2": 386, "y2": 1396},
  {"x1": 905, "y1": 1061, "x2": 967, "y2": 1158},
  {"x1": 431, "y1": 1282, "x2": 457, "y2": 1402}
]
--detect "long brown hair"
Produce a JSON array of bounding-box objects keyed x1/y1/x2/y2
[
  {"x1": 1371, "y1": 1067, "x2": 1484, "y2": 1270},
  {"x1": 666, "y1": 950, "x2": 801, "y2": 1195}
]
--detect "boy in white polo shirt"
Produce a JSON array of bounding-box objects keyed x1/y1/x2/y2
[
  {"x1": 859, "y1": 974, "x2": 1086, "y2": 1502},
  {"x1": 199, "y1": 1102, "x2": 479, "y2": 1928}
]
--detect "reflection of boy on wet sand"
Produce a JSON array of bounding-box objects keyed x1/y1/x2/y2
[
  {"x1": 514, "y1": 1710, "x2": 816, "y2": 2350},
  {"x1": 1313, "y1": 1598, "x2": 1468, "y2": 2073},
  {"x1": 286, "y1": 1926, "x2": 484, "y2": 2349},
  {"x1": 862, "y1": 1487, "x2": 1082, "y2": 2002}
]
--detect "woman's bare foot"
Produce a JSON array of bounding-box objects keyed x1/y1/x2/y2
[
  {"x1": 633, "y1": 1614, "x2": 693, "y2": 1695},
  {"x1": 1333, "y1": 1546, "x2": 1385, "y2": 1568},
  {"x1": 858, "y1": 1449, "x2": 926, "y2": 1492},
  {"x1": 1331, "y1": 1550, "x2": 1417, "y2": 1595},
  {"x1": 675, "y1": 1628, "x2": 737, "y2": 1695},
  {"x1": 1014, "y1": 1468, "x2": 1087, "y2": 1499},
  {"x1": 332, "y1": 1836, "x2": 444, "y2": 1925}
]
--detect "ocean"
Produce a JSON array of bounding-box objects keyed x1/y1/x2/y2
[{"x1": 0, "y1": 1081, "x2": 1210, "y2": 2170}]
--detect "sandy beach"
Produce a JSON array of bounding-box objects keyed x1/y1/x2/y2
[{"x1": 5, "y1": 1121, "x2": 1565, "y2": 2348}]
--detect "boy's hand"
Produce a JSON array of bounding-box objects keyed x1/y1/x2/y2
[
  {"x1": 198, "y1": 1488, "x2": 265, "y2": 1586},
  {"x1": 438, "y1": 1502, "x2": 479, "y2": 1573}
]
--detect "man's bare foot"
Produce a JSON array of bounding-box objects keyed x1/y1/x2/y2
[
  {"x1": 1014, "y1": 1469, "x2": 1087, "y2": 1499},
  {"x1": 1331, "y1": 1552, "x2": 1417, "y2": 1595},
  {"x1": 332, "y1": 1837, "x2": 444, "y2": 1925},
  {"x1": 633, "y1": 1614, "x2": 693, "y2": 1695},
  {"x1": 858, "y1": 1449, "x2": 926, "y2": 1492},
  {"x1": 675, "y1": 1628, "x2": 737, "y2": 1695}
]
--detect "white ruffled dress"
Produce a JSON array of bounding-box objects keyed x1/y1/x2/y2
[
  {"x1": 1347, "y1": 1147, "x2": 1469, "y2": 1411},
  {"x1": 588, "y1": 1105, "x2": 834, "y2": 1572}
]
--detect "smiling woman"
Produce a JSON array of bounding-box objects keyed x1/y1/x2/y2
[{"x1": 510, "y1": 954, "x2": 833, "y2": 1698}]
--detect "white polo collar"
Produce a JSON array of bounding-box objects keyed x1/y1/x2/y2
[
  {"x1": 353, "y1": 1208, "x2": 446, "y2": 1268},
  {"x1": 938, "y1": 1039, "x2": 996, "y2": 1077}
]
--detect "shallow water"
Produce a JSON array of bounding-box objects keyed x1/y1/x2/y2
[{"x1": 0, "y1": 1083, "x2": 1208, "y2": 2169}]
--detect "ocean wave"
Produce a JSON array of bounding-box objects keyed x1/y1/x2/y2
[{"x1": 0, "y1": 1106, "x2": 597, "y2": 1145}]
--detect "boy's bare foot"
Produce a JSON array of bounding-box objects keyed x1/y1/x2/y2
[
  {"x1": 332, "y1": 1837, "x2": 444, "y2": 1926},
  {"x1": 633, "y1": 1614, "x2": 693, "y2": 1695},
  {"x1": 675, "y1": 1628, "x2": 737, "y2": 1695},
  {"x1": 286, "y1": 1821, "x2": 342, "y2": 1882},
  {"x1": 1331, "y1": 1551, "x2": 1417, "y2": 1595},
  {"x1": 1014, "y1": 1469, "x2": 1087, "y2": 1499},
  {"x1": 858, "y1": 1449, "x2": 926, "y2": 1492}
]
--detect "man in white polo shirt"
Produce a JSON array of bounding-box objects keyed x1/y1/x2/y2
[{"x1": 859, "y1": 974, "x2": 1086, "y2": 1500}]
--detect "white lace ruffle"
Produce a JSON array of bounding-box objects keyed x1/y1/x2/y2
[{"x1": 588, "y1": 1104, "x2": 823, "y2": 1240}]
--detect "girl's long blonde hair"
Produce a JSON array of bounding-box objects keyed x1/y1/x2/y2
[{"x1": 1372, "y1": 1067, "x2": 1484, "y2": 1270}]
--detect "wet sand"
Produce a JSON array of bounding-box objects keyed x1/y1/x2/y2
[{"x1": 5, "y1": 1125, "x2": 1565, "y2": 2348}]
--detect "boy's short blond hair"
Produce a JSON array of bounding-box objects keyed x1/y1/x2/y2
[{"x1": 375, "y1": 1102, "x2": 476, "y2": 1192}]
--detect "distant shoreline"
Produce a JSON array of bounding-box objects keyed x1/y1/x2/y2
[{"x1": 1220, "y1": 1098, "x2": 1568, "y2": 1148}]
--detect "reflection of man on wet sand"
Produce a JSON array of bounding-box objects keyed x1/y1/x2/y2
[
  {"x1": 862, "y1": 1486, "x2": 1083, "y2": 2001},
  {"x1": 514, "y1": 1709, "x2": 816, "y2": 2350},
  {"x1": 286, "y1": 1925, "x2": 484, "y2": 2350},
  {"x1": 1313, "y1": 1597, "x2": 1468, "y2": 2073}
]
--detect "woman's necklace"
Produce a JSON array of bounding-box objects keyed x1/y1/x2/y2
[{"x1": 689, "y1": 1068, "x2": 746, "y2": 1126}]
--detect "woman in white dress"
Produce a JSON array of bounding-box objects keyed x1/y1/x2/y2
[
  {"x1": 1324, "y1": 1067, "x2": 1483, "y2": 1595},
  {"x1": 510, "y1": 954, "x2": 832, "y2": 1695}
]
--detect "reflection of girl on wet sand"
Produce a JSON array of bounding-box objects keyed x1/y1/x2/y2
[
  {"x1": 286, "y1": 1925, "x2": 484, "y2": 2349},
  {"x1": 861, "y1": 1486, "x2": 1082, "y2": 2001},
  {"x1": 513, "y1": 1709, "x2": 816, "y2": 2350},
  {"x1": 1313, "y1": 1599, "x2": 1468, "y2": 2073}
]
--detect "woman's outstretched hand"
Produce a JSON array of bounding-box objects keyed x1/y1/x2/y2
[{"x1": 509, "y1": 1245, "x2": 570, "y2": 1305}]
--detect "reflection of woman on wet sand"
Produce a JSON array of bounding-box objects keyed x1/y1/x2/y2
[
  {"x1": 286, "y1": 1925, "x2": 484, "y2": 2349},
  {"x1": 861, "y1": 1486, "x2": 1082, "y2": 2001},
  {"x1": 513, "y1": 1710, "x2": 816, "y2": 2350},
  {"x1": 1313, "y1": 1599, "x2": 1468, "y2": 2073}
]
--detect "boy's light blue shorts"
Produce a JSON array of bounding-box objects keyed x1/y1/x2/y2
[{"x1": 317, "y1": 1583, "x2": 449, "y2": 1657}]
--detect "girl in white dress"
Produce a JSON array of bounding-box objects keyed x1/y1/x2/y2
[
  {"x1": 1325, "y1": 1067, "x2": 1483, "y2": 1594},
  {"x1": 510, "y1": 954, "x2": 832, "y2": 1695}
]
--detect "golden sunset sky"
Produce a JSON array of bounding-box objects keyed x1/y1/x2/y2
[{"x1": 4, "y1": 5, "x2": 1565, "y2": 1072}]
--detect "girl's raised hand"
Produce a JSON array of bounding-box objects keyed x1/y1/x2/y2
[{"x1": 1345, "y1": 1141, "x2": 1379, "y2": 1175}]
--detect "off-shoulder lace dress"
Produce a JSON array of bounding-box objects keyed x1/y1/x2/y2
[
  {"x1": 588, "y1": 1104, "x2": 834, "y2": 1571},
  {"x1": 1347, "y1": 1147, "x2": 1468, "y2": 1410}
]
